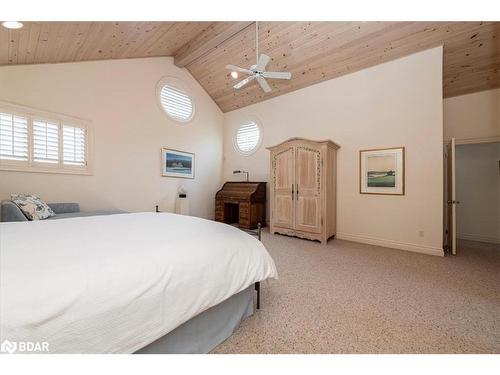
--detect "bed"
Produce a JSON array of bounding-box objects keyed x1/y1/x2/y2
[{"x1": 0, "y1": 212, "x2": 277, "y2": 354}]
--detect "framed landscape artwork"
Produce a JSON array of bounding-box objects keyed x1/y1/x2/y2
[
  {"x1": 360, "y1": 147, "x2": 405, "y2": 195},
  {"x1": 161, "y1": 148, "x2": 195, "y2": 179}
]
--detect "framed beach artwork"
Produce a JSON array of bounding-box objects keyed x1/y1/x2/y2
[
  {"x1": 161, "y1": 148, "x2": 195, "y2": 179},
  {"x1": 360, "y1": 147, "x2": 405, "y2": 195}
]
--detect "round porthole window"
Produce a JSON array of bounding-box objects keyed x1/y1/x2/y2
[
  {"x1": 234, "y1": 120, "x2": 262, "y2": 155},
  {"x1": 157, "y1": 77, "x2": 195, "y2": 123}
]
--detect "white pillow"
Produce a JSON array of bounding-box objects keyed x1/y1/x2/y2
[{"x1": 11, "y1": 194, "x2": 56, "y2": 221}]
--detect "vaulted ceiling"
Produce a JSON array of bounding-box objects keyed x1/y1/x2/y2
[{"x1": 1, "y1": 21, "x2": 499, "y2": 112}]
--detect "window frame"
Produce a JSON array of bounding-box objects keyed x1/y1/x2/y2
[
  {"x1": 0, "y1": 101, "x2": 92, "y2": 175},
  {"x1": 233, "y1": 117, "x2": 263, "y2": 156},
  {"x1": 156, "y1": 76, "x2": 196, "y2": 124}
]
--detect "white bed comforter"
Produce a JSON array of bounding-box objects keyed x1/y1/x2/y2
[{"x1": 0, "y1": 212, "x2": 277, "y2": 353}]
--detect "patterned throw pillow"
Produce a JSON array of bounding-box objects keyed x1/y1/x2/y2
[{"x1": 10, "y1": 194, "x2": 56, "y2": 221}]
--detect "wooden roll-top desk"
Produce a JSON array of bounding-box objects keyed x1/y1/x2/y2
[{"x1": 215, "y1": 182, "x2": 266, "y2": 230}]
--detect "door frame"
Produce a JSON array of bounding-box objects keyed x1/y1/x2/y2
[
  {"x1": 443, "y1": 135, "x2": 499, "y2": 254},
  {"x1": 453, "y1": 136, "x2": 500, "y2": 146},
  {"x1": 443, "y1": 135, "x2": 500, "y2": 254}
]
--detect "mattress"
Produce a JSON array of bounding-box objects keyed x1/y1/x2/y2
[{"x1": 0, "y1": 212, "x2": 277, "y2": 353}]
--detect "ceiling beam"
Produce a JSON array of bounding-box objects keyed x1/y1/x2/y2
[{"x1": 174, "y1": 22, "x2": 253, "y2": 68}]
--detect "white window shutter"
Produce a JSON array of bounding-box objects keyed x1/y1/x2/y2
[
  {"x1": 160, "y1": 85, "x2": 194, "y2": 122},
  {"x1": 33, "y1": 120, "x2": 59, "y2": 163},
  {"x1": 63, "y1": 125, "x2": 86, "y2": 166},
  {"x1": 0, "y1": 103, "x2": 90, "y2": 174},
  {"x1": 236, "y1": 121, "x2": 261, "y2": 153},
  {"x1": 0, "y1": 112, "x2": 29, "y2": 161}
]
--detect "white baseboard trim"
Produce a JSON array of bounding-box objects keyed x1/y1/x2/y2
[
  {"x1": 457, "y1": 233, "x2": 500, "y2": 244},
  {"x1": 336, "y1": 232, "x2": 444, "y2": 257}
]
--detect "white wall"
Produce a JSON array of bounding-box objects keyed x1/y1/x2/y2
[
  {"x1": 456, "y1": 142, "x2": 500, "y2": 244},
  {"x1": 223, "y1": 47, "x2": 444, "y2": 256},
  {"x1": 0, "y1": 48, "x2": 447, "y2": 255},
  {"x1": 444, "y1": 88, "x2": 500, "y2": 142},
  {"x1": 0, "y1": 57, "x2": 224, "y2": 218}
]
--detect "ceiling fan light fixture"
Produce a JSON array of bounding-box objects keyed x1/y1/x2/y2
[
  {"x1": 230, "y1": 71, "x2": 239, "y2": 79},
  {"x1": 2, "y1": 21, "x2": 23, "y2": 29}
]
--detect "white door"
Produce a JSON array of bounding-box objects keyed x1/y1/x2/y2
[{"x1": 446, "y1": 138, "x2": 458, "y2": 255}]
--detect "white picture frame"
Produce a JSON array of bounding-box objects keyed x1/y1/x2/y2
[
  {"x1": 161, "y1": 148, "x2": 195, "y2": 179},
  {"x1": 360, "y1": 147, "x2": 405, "y2": 195}
]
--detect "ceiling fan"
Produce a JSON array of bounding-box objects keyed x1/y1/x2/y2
[{"x1": 225, "y1": 22, "x2": 292, "y2": 93}]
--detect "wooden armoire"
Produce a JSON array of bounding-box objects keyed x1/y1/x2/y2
[{"x1": 267, "y1": 138, "x2": 340, "y2": 244}]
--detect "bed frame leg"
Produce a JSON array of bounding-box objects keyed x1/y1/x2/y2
[
  {"x1": 255, "y1": 281, "x2": 260, "y2": 310},
  {"x1": 255, "y1": 222, "x2": 262, "y2": 310}
]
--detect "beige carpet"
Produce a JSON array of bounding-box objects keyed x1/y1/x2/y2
[{"x1": 213, "y1": 233, "x2": 500, "y2": 354}]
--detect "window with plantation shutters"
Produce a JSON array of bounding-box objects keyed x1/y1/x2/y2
[
  {"x1": 0, "y1": 102, "x2": 90, "y2": 174},
  {"x1": 159, "y1": 84, "x2": 194, "y2": 122},
  {"x1": 235, "y1": 121, "x2": 262, "y2": 155},
  {"x1": 0, "y1": 112, "x2": 28, "y2": 161},
  {"x1": 63, "y1": 125, "x2": 86, "y2": 166},
  {"x1": 33, "y1": 120, "x2": 59, "y2": 163}
]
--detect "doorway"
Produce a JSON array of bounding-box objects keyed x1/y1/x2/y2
[{"x1": 444, "y1": 139, "x2": 500, "y2": 255}]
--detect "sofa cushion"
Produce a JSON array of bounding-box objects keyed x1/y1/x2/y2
[
  {"x1": 47, "y1": 210, "x2": 127, "y2": 220},
  {"x1": 48, "y1": 202, "x2": 80, "y2": 214},
  {"x1": 0, "y1": 200, "x2": 29, "y2": 222},
  {"x1": 10, "y1": 194, "x2": 56, "y2": 220}
]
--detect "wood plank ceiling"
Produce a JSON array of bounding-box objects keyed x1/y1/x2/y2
[
  {"x1": 1, "y1": 21, "x2": 499, "y2": 112},
  {"x1": 0, "y1": 22, "x2": 211, "y2": 65}
]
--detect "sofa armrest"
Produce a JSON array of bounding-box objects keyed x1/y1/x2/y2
[
  {"x1": 0, "y1": 200, "x2": 28, "y2": 222},
  {"x1": 48, "y1": 203, "x2": 80, "y2": 214}
]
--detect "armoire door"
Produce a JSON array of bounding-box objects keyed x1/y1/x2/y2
[
  {"x1": 295, "y1": 145, "x2": 321, "y2": 233},
  {"x1": 272, "y1": 146, "x2": 295, "y2": 229}
]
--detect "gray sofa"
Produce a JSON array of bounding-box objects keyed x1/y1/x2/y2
[{"x1": 0, "y1": 200, "x2": 127, "y2": 222}]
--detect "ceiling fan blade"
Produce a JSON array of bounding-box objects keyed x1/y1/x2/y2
[
  {"x1": 225, "y1": 65, "x2": 253, "y2": 75},
  {"x1": 256, "y1": 76, "x2": 272, "y2": 93},
  {"x1": 262, "y1": 71, "x2": 292, "y2": 80},
  {"x1": 256, "y1": 54, "x2": 270, "y2": 71},
  {"x1": 233, "y1": 75, "x2": 255, "y2": 89}
]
